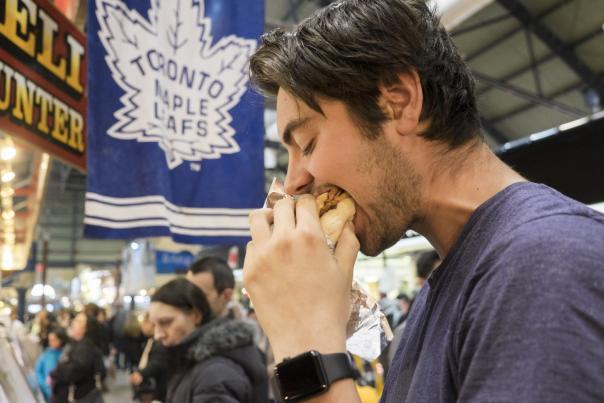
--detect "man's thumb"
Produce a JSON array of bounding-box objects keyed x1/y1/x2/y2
[{"x1": 334, "y1": 221, "x2": 360, "y2": 283}]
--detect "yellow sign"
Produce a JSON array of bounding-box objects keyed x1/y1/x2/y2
[{"x1": 0, "y1": 0, "x2": 87, "y2": 170}]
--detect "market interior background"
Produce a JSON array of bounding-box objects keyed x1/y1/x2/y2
[{"x1": 0, "y1": 0, "x2": 603, "y2": 340}]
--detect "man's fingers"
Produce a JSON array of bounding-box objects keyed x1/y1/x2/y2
[
  {"x1": 295, "y1": 195, "x2": 322, "y2": 233},
  {"x1": 273, "y1": 197, "x2": 296, "y2": 236},
  {"x1": 242, "y1": 241, "x2": 255, "y2": 289},
  {"x1": 335, "y1": 221, "x2": 360, "y2": 284},
  {"x1": 249, "y1": 209, "x2": 272, "y2": 243},
  {"x1": 243, "y1": 241, "x2": 254, "y2": 264}
]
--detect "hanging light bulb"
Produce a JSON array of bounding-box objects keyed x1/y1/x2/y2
[
  {"x1": 1, "y1": 171, "x2": 15, "y2": 183},
  {"x1": 4, "y1": 233, "x2": 15, "y2": 244},
  {"x1": 1, "y1": 245, "x2": 13, "y2": 270},
  {"x1": 0, "y1": 146, "x2": 16, "y2": 161},
  {"x1": 2, "y1": 210, "x2": 14, "y2": 220}
]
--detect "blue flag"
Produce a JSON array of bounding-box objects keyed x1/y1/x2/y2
[{"x1": 85, "y1": 0, "x2": 265, "y2": 244}]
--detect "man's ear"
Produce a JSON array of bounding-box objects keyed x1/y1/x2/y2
[{"x1": 379, "y1": 70, "x2": 423, "y2": 136}]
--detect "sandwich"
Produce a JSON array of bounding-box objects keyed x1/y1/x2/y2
[{"x1": 315, "y1": 187, "x2": 356, "y2": 245}]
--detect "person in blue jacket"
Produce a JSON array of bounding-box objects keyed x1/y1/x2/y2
[{"x1": 35, "y1": 327, "x2": 69, "y2": 402}]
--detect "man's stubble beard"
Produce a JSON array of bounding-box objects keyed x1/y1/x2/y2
[{"x1": 357, "y1": 137, "x2": 422, "y2": 257}]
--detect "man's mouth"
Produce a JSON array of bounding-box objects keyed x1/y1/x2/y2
[{"x1": 312, "y1": 183, "x2": 340, "y2": 198}]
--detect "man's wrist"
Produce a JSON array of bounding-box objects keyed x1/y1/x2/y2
[
  {"x1": 273, "y1": 350, "x2": 357, "y2": 402},
  {"x1": 273, "y1": 338, "x2": 346, "y2": 363}
]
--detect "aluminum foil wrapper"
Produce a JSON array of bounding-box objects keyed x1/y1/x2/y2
[
  {"x1": 263, "y1": 178, "x2": 293, "y2": 208},
  {"x1": 264, "y1": 178, "x2": 393, "y2": 361},
  {"x1": 346, "y1": 281, "x2": 393, "y2": 361}
]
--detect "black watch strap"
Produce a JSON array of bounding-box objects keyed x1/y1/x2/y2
[
  {"x1": 323, "y1": 353, "x2": 356, "y2": 384},
  {"x1": 273, "y1": 350, "x2": 357, "y2": 401}
]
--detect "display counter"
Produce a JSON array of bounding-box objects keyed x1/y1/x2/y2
[{"x1": 0, "y1": 331, "x2": 43, "y2": 403}]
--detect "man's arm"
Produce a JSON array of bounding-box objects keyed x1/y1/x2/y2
[{"x1": 244, "y1": 196, "x2": 361, "y2": 402}]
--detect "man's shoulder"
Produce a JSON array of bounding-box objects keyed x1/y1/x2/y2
[
  {"x1": 480, "y1": 184, "x2": 604, "y2": 261},
  {"x1": 493, "y1": 183, "x2": 602, "y2": 227},
  {"x1": 459, "y1": 193, "x2": 604, "y2": 304},
  {"x1": 500, "y1": 205, "x2": 604, "y2": 264}
]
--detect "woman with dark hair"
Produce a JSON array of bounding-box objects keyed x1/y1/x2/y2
[
  {"x1": 35, "y1": 327, "x2": 69, "y2": 402},
  {"x1": 51, "y1": 313, "x2": 106, "y2": 403},
  {"x1": 149, "y1": 278, "x2": 268, "y2": 403}
]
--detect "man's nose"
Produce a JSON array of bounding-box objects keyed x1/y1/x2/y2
[{"x1": 284, "y1": 156, "x2": 314, "y2": 195}]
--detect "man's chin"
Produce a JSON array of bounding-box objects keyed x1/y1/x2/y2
[
  {"x1": 359, "y1": 232, "x2": 402, "y2": 257},
  {"x1": 360, "y1": 245, "x2": 381, "y2": 257},
  {"x1": 358, "y1": 236, "x2": 383, "y2": 257}
]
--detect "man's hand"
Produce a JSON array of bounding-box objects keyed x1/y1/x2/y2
[
  {"x1": 243, "y1": 195, "x2": 359, "y2": 362},
  {"x1": 129, "y1": 371, "x2": 143, "y2": 386}
]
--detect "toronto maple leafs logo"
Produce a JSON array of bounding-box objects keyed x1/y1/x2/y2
[{"x1": 96, "y1": 0, "x2": 256, "y2": 169}]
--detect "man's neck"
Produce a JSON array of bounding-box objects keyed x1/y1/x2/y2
[{"x1": 413, "y1": 141, "x2": 525, "y2": 258}]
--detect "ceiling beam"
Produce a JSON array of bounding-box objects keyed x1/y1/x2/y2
[
  {"x1": 497, "y1": 0, "x2": 604, "y2": 100},
  {"x1": 473, "y1": 71, "x2": 585, "y2": 118},
  {"x1": 477, "y1": 27, "x2": 603, "y2": 97},
  {"x1": 451, "y1": 13, "x2": 512, "y2": 37},
  {"x1": 465, "y1": 0, "x2": 572, "y2": 62},
  {"x1": 479, "y1": 115, "x2": 508, "y2": 144},
  {"x1": 490, "y1": 78, "x2": 592, "y2": 124},
  {"x1": 524, "y1": 29, "x2": 543, "y2": 97}
]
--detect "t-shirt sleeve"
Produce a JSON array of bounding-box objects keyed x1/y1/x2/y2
[{"x1": 454, "y1": 219, "x2": 604, "y2": 402}]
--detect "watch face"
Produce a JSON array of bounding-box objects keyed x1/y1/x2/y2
[{"x1": 276, "y1": 351, "x2": 328, "y2": 400}]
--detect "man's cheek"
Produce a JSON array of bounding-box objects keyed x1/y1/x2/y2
[{"x1": 308, "y1": 157, "x2": 337, "y2": 184}]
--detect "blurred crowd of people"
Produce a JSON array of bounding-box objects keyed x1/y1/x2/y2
[
  {"x1": 2, "y1": 302, "x2": 109, "y2": 402},
  {"x1": 1, "y1": 252, "x2": 437, "y2": 403},
  {"x1": 1, "y1": 257, "x2": 271, "y2": 403}
]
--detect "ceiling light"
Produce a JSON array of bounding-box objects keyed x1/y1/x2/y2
[
  {"x1": 0, "y1": 188, "x2": 14, "y2": 197},
  {"x1": 30, "y1": 284, "x2": 56, "y2": 299},
  {"x1": 0, "y1": 147, "x2": 16, "y2": 161},
  {"x1": 1, "y1": 171, "x2": 15, "y2": 183},
  {"x1": 1, "y1": 246, "x2": 13, "y2": 270}
]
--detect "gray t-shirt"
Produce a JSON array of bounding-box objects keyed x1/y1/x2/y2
[{"x1": 381, "y1": 182, "x2": 604, "y2": 403}]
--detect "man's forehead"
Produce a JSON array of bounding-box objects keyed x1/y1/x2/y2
[
  {"x1": 192, "y1": 271, "x2": 216, "y2": 289},
  {"x1": 277, "y1": 89, "x2": 301, "y2": 120},
  {"x1": 276, "y1": 88, "x2": 298, "y2": 109}
]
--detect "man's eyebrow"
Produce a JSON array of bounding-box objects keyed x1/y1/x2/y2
[{"x1": 282, "y1": 117, "x2": 311, "y2": 146}]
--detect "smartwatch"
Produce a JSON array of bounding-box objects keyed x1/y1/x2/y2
[{"x1": 274, "y1": 350, "x2": 356, "y2": 401}]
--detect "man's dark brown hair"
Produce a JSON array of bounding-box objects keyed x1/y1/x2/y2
[
  {"x1": 187, "y1": 256, "x2": 235, "y2": 293},
  {"x1": 250, "y1": 0, "x2": 481, "y2": 147}
]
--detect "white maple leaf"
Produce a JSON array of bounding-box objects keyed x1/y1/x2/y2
[{"x1": 95, "y1": 0, "x2": 257, "y2": 169}]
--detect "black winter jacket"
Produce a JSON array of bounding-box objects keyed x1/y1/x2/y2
[
  {"x1": 51, "y1": 337, "x2": 105, "y2": 402},
  {"x1": 166, "y1": 319, "x2": 269, "y2": 403},
  {"x1": 137, "y1": 339, "x2": 169, "y2": 401}
]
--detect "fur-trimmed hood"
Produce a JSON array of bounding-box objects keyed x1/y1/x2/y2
[{"x1": 188, "y1": 318, "x2": 256, "y2": 362}]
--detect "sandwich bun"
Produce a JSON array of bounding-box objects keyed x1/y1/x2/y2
[{"x1": 315, "y1": 188, "x2": 356, "y2": 245}]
